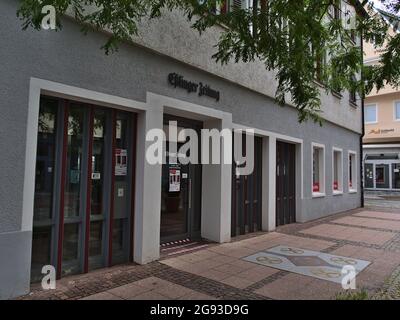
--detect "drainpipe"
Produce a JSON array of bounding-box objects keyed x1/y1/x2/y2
[{"x1": 360, "y1": 31, "x2": 365, "y2": 208}]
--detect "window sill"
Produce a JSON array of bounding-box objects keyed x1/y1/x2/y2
[
  {"x1": 312, "y1": 192, "x2": 326, "y2": 198},
  {"x1": 333, "y1": 191, "x2": 343, "y2": 196},
  {"x1": 349, "y1": 189, "x2": 358, "y2": 194},
  {"x1": 349, "y1": 101, "x2": 358, "y2": 108},
  {"x1": 313, "y1": 80, "x2": 325, "y2": 89},
  {"x1": 332, "y1": 91, "x2": 342, "y2": 99}
]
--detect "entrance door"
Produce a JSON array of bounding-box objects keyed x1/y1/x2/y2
[
  {"x1": 375, "y1": 164, "x2": 390, "y2": 189},
  {"x1": 31, "y1": 97, "x2": 136, "y2": 281},
  {"x1": 231, "y1": 135, "x2": 263, "y2": 237},
  {"x1": 160, "y1": 116, "x2": 202, "y2": 243},
  {"x1": 276, "y1": 141, "x2": 296, "y2": 227},
  {"x1": 364, "y1": 163, "x2": 374, "y2": 189}
]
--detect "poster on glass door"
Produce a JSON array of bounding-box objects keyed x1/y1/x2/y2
[
  {"x1": 115, "y1": 148, "x2": 128, "y2": 176},
  {"x1": 169, "y1": 168, "x2": 181, "y2": 192}
]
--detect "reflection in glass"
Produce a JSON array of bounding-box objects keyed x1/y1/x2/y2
[
  {"x1": 160, "y1": 142, "x2": 189, "y2": 240},
  {"x1": 62, "y1": 105, "x2": 85, "y2": 275},
  {"x1": 64, "y1": 106, "x2": 84, "y2": 218},
  {"x1": 32, "y1": 98, "x2": 58, "y2": 282},
  {"x1": 112, "y1": 113, "x2": 130, "y2": 264},
  {"x1": 62, "y1": 223, "x2": 80, "y2": 275},
  {"x1": 91, "y1": 111, "x2": 106, "y2": 216},
  {"x1": 34, "y1": 100, "x2": 57, "y2": 221},
  {"x1": 89, "y1": 221, "x2": 103, "y2": 257},
  {"x1": 31, "y1": 226, "x2": 52, "y2": 282}
]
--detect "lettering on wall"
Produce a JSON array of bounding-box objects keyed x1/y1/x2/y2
[
  {"x1": 168, "y1": 73, "x2": 220, "y2": 102},
  {"x1": 369, "y1": 128, "x2": 395, "y2": 135}
]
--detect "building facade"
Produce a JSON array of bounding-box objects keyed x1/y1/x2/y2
[
  {"x1": 363, "y1": 9, "x2": 400, "y2": 192},
  {"x1": 0, "y1": 0, "x2": 362, "y2": 299}
]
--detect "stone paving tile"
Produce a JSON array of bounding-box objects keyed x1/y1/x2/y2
[
  {"x1": 332, "y1": 216, "x2": 400, "y2": 231},
  {"x1": 178, "y1": 292, "x2": 218, "y2": 300},
  {"x1": 300, "y1": 224, "x2": 395, "y2": 245},
  {"x1": 20, "y1": 206, "x2": 400, "y2": 301},
  {"x1": 107, "y1": 282, "x2": 151, "y2": 299},
  {"x1": 197, "y1": 269, "x2": 231, "y2": 281},
  {"x1": 219, "y1": 276, "x2": 256, "y2": 289},
  {"x1": 236, "y1": 266, "x2": 279, "y2": 283},
  {"x1": 129, "y1": 291, "x2": 169, "y2": 300},
  {"x1": 80, "y1": 292, "x2": 122, "y2": 300},
  {"x1": 254, "y1": 273, "x2": 315, "y2": 300},
  {"x1": 355, "y1": 211, "x2": 400, "y2": 221}
]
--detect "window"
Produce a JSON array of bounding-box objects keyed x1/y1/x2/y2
[
  {"x1": 348, "y1": 151, "x2": 357, "y2": 192},
  {"x1": 333, "y1": 148, "x2": 343, "y2": 193},
  {"x1": 394, "y1": 101, "x2": 400, "y2": 121},
  {"x1": 214, "y1": 0, "x2": 249, "y2": 14},
  {"x1": 328, "y1": 0, "x2": 341, "y2": 20},
  {"x1": 312, "y1": 143, "x2": 325, "y2": 196},
  {"x1": 365, "y1": 104, "x2": 377, "y2": 124}
]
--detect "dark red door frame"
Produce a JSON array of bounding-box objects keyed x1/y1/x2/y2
[
  {"x1": 129, "y1": 113, "x2": 137, "y2": 262},
  {"x1": 83, "y1": 106, "x2": 94, "y2": 273},
  {"x1": 107, "y1": 110, "x2": 117, "y2": 267},
  {"x1": 56, "y1": 101, "x2": 69, "y2": 279}
]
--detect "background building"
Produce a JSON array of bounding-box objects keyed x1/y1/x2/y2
[{"x1": 363, "y1": 9, "x2": 400, "y2": 191}]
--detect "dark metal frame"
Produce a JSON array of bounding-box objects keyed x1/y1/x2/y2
[
  {"x1": 160, "y1": 115, "x2": 203, "y2": 244},
  {"x1": 276, "y1": 141, "x2": 296, "y2": 227},
  {"x1": 231, "y1": 135, "x2": 263, "y2": 237},
  {"x1": 32, "y1": 96, "x2": 137, "y2": 281}
]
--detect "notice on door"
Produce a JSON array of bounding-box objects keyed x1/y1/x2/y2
[
  {"x1": 169, "y1": 169, "x2": 181, "y2": 192},
  {"x1": 115, "y1": 148, "x2": 128, "y2": 176}
]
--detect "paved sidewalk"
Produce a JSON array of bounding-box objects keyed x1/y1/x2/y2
[{"x1": 19, "y1": 207, "x2": 400, "y2": 300}]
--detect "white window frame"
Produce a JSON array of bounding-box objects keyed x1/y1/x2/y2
[
  {"x1": 332, "y1": 147, "x2": 343, "y2": 195},
  {"x1": 394, "y1": 100, "x2": 400, "y2": 121},
  {"x1": 312, "y1": 142, "x2": 326, "y2": 198},
  {"x1": 348, "y1": 150, "x2": 358, "y2": 193},
  {"x1": 365, "y1": 104, "x2": 378, "y2": 124}
]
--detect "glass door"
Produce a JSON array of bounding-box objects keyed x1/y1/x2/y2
[
  {"x1": 364, "y1": 163, "x2": 374, "y2": 189},
  {"x1": 160, "y1": 145, "x2": 190, "y2": 242},
  {"x1": 31, "y1": 98, "x2": 59, "y2": 282},
  {"x1": 392, "y1": 163, "x2": 400, "y2": 190},
  {"x1": 160, "y1": 117, "x2": 202, "y2": 244},
  {"x1": 86, "y1": 109, "x2": 108, "y2": 271},
  {"x1": 31, "y1": 97, "x2": 137, "y2": 282},
  {"x1": 110, "y1": 111, "x2": 133, "y2": 265},
  {"x1": 60, "y1": 104, "x2": 86, "y2": 276},
  {"x1": 375, "y1": 164, "x2": 390, "y2": 189}
]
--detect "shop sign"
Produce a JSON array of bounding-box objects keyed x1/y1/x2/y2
[
  {"x1": 369, "y1": 128, "x2": 395, "y2": 135},
  {"x1": 168, "y1": 73, "x2": 220, "y2": 102}
]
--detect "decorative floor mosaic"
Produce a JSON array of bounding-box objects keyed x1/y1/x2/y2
[{"x1": 243, "y1": 245, "x2": 371, "y2": 284}]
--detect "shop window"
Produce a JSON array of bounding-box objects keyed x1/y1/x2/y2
[
  {"x1": 348, "y1": 151, "x2": 357, "y2": 192},
  {"x1": 333, "y1": 148, "x2": 343, "y2": 193},
  {"x1": 312, "y1": 143, "x2": 325, "y2": 196},
  {"x1": 392, "y1": 164, "x2": 400, "y2": 189},
  {"x1": 365, "y1": 104, "x2": 377, "y2": 124}
]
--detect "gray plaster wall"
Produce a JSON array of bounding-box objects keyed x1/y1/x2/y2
[
  {"x1": 0, "y1": 0, "x2": 360, "y2": 232},
  {"x1": 0, "y1": 0, "x2": 361, "y2": 298},
  {"x1": 0, "y1": 231, "x2": 32, "y2": 299}
]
